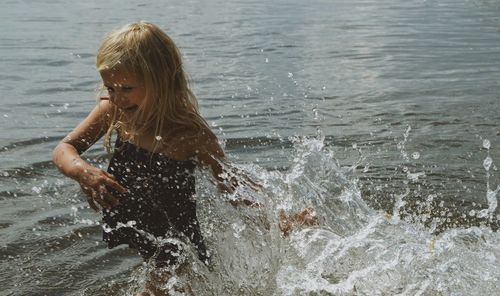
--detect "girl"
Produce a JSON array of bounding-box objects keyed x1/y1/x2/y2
[{"x1": 53, "y1": 21, "x2": 317, "y2": 295}]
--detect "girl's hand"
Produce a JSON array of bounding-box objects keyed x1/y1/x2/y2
[
  {"x1": 228, "y1": 198, "x2": 263, "y2": 208},
  {"x1": 217, "y1": 167, "x2": 263, "y2": 194},
  {"x1": 279, "y1": 208, "x2": 319, "y2": 236},
  {"x1": 76, "y1": 164, "x2": 127, "y2": 212},
  {"x1": 218, "y1": 181, "x2": 263, "y2": 208}
]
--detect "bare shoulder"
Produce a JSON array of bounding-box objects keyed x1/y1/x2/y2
[
  {"x1": 76, "y1": 98, "x2": 114, "y2": 127},
  {"x1": 78, "y1": 98, "x2": 115, "y2": 131},
  {"x1": 60, "y1": 98, "x2": 114, "y2": 152},
  {"x1": 176, "y1": 126, "x2": 224, "y2": 161},
  {"x1": 196, "y1": 127, "x2": 224, "y2": 156},
  {"x1": 95, "y1": 97, "x2": 114, "y2": 123}
]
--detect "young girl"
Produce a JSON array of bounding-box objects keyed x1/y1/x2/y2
[{"x1": 53, "y1": 21, "x2": 317, "y2": 295}]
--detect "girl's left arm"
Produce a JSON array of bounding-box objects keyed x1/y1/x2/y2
[
  {"x1": 193, "y1": 129, "x2": 261, "y2": 206},
  {"x1": 193, "y1": 129, "x2": 232, "y2": 192},
  {"x1": 193, "y1": 130, "x2": 317, "y2": 231}
]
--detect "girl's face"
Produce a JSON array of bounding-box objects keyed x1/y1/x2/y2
[{"x1": 100, "y1": 67, "x2": 145, "y2": 113}]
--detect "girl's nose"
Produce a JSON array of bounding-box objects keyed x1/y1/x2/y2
[
  {"x1": 109, "y1": 90, "x2": 124, "y2": 100},
  {"x1": 109, "y1": 92, "x2": 128, "y2": 106}
]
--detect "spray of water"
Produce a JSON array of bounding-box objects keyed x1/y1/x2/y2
[
  {"x1": 478, "y1": 139, "x2": 499, "y2": 219},
  {"x1": 102, "y1": 136, "x2": 498, "y2": 295}
]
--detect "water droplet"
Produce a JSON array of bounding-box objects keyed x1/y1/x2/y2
[
  {"x1": 155, "y1": 135, "x2": 162, "y2": 141},
  {"x1": 483, "y1": 139, "x2": 491, "y2": 150},
  {"x1": 231, "y1": 222, "x2": 246, "y2": 238},
  {"x1": 483, "y1": 156, "x2": 492, "y2": 171},
  {"x1": 288, "y1": 72, "x2": 293, "y2": 78},
  {"x1": 412, "y1": 152, "x2": 420, "y2": 160},
  {"x1": 265, "y1": 58, "x2": 269, "y2": 63}
]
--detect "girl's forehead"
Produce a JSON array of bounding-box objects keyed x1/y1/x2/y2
[{"x1": 100, "y1": 67, "x2": 139, "y2": 84}]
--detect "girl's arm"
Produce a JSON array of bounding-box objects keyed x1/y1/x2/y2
[
  {"x1": 193, "y1": 129, "x2": 261, "y2": 206},
  {"x1": 193, "y1": 128, "x2": 317, "y2": 234},
  {"x1": 52, "y1": 99, "x2": 126, "y2": 211},
  {"x1": 192, "y1": 129, "x2": 231, "y2": 191}
]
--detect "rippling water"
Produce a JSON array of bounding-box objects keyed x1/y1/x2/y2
[{"x1": 1, "y1": 0, "x2": 499, "y2": 295}]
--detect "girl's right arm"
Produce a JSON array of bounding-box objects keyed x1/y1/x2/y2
[{"x1": 52, "y1": 99, "x2": 126, "y2": 211}]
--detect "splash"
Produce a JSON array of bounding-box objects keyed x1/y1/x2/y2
[
  {"x1": 63, "y1": 136, "x2": 499, "y2": 295},
  {"x1": 477, "y1": 139, "x2": 499, "y2": 219},
  {"x1": 189, "y1": 136, "x2": 499, "y2": 295}
]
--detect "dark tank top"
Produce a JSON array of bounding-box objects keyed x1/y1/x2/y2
[{"x1": 103, "y1": 136, "x2": 208, "y2": 266}]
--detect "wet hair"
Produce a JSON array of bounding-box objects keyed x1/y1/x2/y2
[{"x1": 96, "y1": 21, "x2": 209, "y2": 150}]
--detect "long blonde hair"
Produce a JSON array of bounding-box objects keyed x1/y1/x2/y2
[{"x1": 96, "y1": 21, "x2": 209, "y2": 150}]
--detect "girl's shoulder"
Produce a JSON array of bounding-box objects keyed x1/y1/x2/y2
[
  {"x1": 178, "y1": 125, "x2": 218, "y2": 148},
  {"x1": 167, "y1": 126, "x2": 222, "y2": 160},
  {"x1": 96, "y1": 97, "x2": 116, "y2": 126},
  {"x1": 98, "y1": 96, "x2": 112, "y2": 108}
]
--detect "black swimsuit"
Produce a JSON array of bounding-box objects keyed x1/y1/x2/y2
[{"x1": 103, "y1": 137, "x2": 209, "y2": 267}]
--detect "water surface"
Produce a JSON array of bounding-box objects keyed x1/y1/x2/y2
[{"x1": 1, "y1": 0, "x2": 499, "y2": 295}]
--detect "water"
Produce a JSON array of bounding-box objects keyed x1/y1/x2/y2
[{"x1": 1, "y1": 0, "x2": 499, "y2": 295}]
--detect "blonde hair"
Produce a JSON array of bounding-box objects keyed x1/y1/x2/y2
[{"x1": 96, "y1": 21, "x2": 209, "y2": 150}]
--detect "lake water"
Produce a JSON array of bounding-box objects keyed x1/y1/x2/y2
[{"x1": 1, "y1": 0, "x2": 499, "y2": 295}]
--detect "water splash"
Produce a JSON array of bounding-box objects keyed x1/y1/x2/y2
[
  {"x1": 59, "y1": 136, "x2": 499, "y2": 295},
  {"x1": 477, "y1": 139, "x2": 499, "y2": 219},
  {"x1": 191, "y1": 136, "x2": 499, "y2": 295}
]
